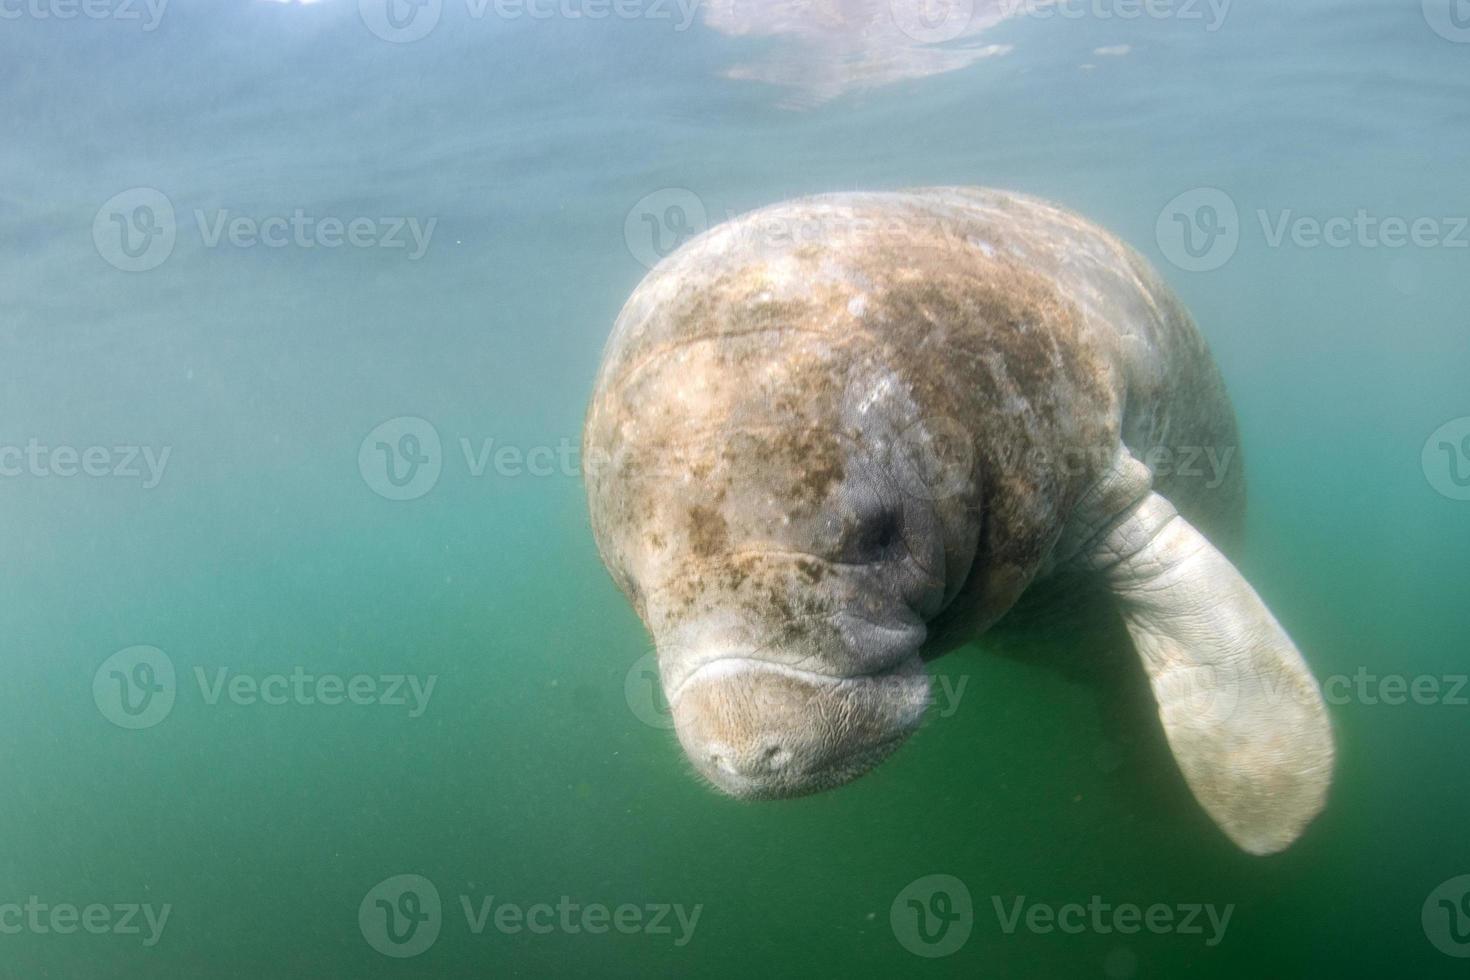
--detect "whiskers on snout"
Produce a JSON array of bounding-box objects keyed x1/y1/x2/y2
[{"x1": 662, "y1": 655, "x2": 931, "y2": 799}]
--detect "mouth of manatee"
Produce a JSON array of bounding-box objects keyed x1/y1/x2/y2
[{"x1": 664, "y1": 650, "x2": 933, "y2": 799}]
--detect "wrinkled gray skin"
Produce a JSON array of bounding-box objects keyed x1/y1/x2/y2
[{"x1": 584, "y1": 188, "x2": 1334, "y2": 855}]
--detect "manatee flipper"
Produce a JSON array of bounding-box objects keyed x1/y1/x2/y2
[{"x1": 1072, "y1": 455, "x2": 1335, "y2": 855}]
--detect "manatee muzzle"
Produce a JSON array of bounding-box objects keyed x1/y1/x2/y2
[{"x1": 666, "y1": 654, "x2": 931, "y2": 798}]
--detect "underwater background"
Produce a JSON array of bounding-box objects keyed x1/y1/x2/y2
[{"x1": 2, "y1": 0, "x2": 1468, "y2": 975}]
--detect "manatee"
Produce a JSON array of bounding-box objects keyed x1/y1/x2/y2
[{"x1": 583, "y1": 188, "x2": 1334, "y2": 855}]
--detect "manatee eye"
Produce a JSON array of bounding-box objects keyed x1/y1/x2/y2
[{"x1": 854, "y1": 506, "x2": 902, "y2": 560}]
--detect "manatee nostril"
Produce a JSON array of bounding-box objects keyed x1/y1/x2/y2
[
  {"x1": 758, "y1": 744, "x2": 792, "y2": 771},
  {"x1": 707, "y1": 744, "x2": 791, "y2": 778}
]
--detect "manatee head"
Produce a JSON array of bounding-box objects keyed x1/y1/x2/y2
[{"x1": 584, "y1": 233, "x2": 982, "y2": 799}]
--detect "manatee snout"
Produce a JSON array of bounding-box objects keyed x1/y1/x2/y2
[{"x1": 664, "y1": 646, "x2": 932, "y2": 799}]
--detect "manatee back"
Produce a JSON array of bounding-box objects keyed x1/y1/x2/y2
[{"x1": 901, "y1": 188, "x2": 1246, "y2": 552}]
